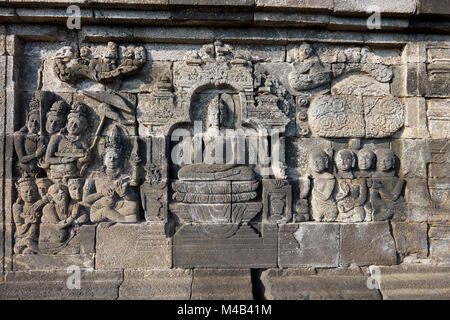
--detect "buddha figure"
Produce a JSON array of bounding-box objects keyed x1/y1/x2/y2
[
  {"x1": 173, "y1": 94, "x2": 258, "y2": 206},
  {"x1": 368, "y1": 149, "x2": 406, "y2": 221},
  {"x1": 85, "y1": 126, "x2": 139, "y2": 223},
  {"x1": 14, "y1": 98, "x2": 46, "y2": 177},
  {"x1": 309, "y1": 150, "x2": 337, "y2": 222},
  {"x1": 44, "y1": 102, "x2": 90, "y2": 181},
  {"x1": 335, "y1": 150, "x2": 367, "y2": 222},
  {"x1": 13, "y1": 178, "x2": 40, "y2": 254}
]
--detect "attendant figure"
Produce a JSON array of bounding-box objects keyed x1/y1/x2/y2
[
  {"x1": 44, "y1": 102, "x2": 90, "y2": 181},
  {"x1": 84, "y1": 126, "x2": 139, "y2": 223},
  {"x1": 356, "y1": 149, "x2": 375, "y2": 178},
  {"x1": 309, "y1": 150, "x2": 337, "y2": 222},
  {"x1": 14, "y1": 98, "x2": 46, "y2": 177},
  {"x1": 13, "y1": 178, "x2": 41, "y2": 254},
  {"x1": 368, "y1": 149, "x2": 406, "y2": 221}
]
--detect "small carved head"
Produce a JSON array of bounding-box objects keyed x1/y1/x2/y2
[
  {"x1": 55, "y1": 46, "x2": 75, "y2": 62},
  {"x1": 79, "y1": 47, "x2": 91, "y2": 58},
  {"x1": 296, "y1": 43, "x2": 314, "y2": 61},
  {"x1": 35, "y1": 177, "x2": 53, "y2": 198},
  {"x1": 104, "y1": 148, "x2": 121, "y2": 170},
  {"x1": 27, "y1": 98, "x2": 41, "y2": 134},
  {"x1": 103, "y1": 125, "x2": 123, "y2": 170},
  {"x1": 123, "y1": 46, "x2": 135, "y2": 59},
  {"x1": 47, "y1": 183, "x2": 69, "y2": 205},
  {"x1": 16, "y1": 178, "x2": 39, "y2": 204},
  {"x1": 309, "y1": 150, "x2": 329, "y2": 173},
  {"x1": 67, "y1": 178, "x2": 84, "y2": 201},
  {"x1": 374, "y1": 149, "x2": 395, "y2": 172},
  {"x1": 357, "y1": 149, "x2": 376, "y2": 171},
  {"x1": 46, "y1": 101, "x2": 68, "y2": 134},
  {"x1": 336, "y1": 149, "x2": 356, "y2": 172},
  {"x1": 67, "y1": 102, "x2": 88, "y2": 135},
  {"x1": 105, "y1": 42, "x2": 118, "y2": 60}
]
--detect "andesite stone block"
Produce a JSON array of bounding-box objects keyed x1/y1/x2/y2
[
  {"x1": 0, "y1": 270, "x2": 123, "y2": 300},
  {"x1": 173, "y1": 223, "x2": 277, "y2": 268},
  {"x1": 376, "y1": 265, "x2": 450, "y2": 299},
  {"x1": 191, "y1": 269, "x2": 253, "y2": 300},
  {"x1": 340, "y1": 222, "x2": 397, "y2": 266},
  {"x1": 119, "y1": 269, "x2": 192, "y2": 300},
  {"x1": 260, "y1": 268, "x2": 381, "y2": 300},
  {"x1": 279, "y1": 223, "x2": 339, "y2": 268},
  {"x1": 391, "y1": 222, "x2": 428, "y2": 259},
  {"x1": 96, "y1": 222, "x2": 172, "y2": 270}
]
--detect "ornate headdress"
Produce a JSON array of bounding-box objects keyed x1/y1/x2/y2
[
  {"x1": 27, "y1": 98, "x2": 40, "y2": 118},
  {"x1": 47, "y1": 100, "x2": 68, "y2": 118},
  {"x1": 67, "y1": 102, "x2": 88, "y2": 123},
  {"x1": 104, "y1": 125, "x2": 123, "y2": 154}
]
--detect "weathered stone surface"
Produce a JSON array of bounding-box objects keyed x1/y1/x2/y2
[
  {"x1": 191, "y1": 269, "x2": 252, "y2": 300},
  {"x1": 12, "y1": 254, "x2": 95, "y2": 271},
  {"x1": 279, "y1": 223, "x2": 339, "y2": 268},
  {"x1": 340, "y1": 222, "x2": 397, "y2": 266},
  {"x1": 393, "y1": 98, "x2": 429, "y2": 139},
  {"x1": 417, "y1": 0, "x2": 450, "y2": 16},
  {"x1": 260, "y1": 268, "x2": 381, "y2": 300},
  {"x1": 0, "y1": 25, "x2": 5, "y2": 56},
  {"x1": 119, "y1": 269, "x2": 192, "y2": 300},
  {"x1": 391, "y1": 222, "x2": 428, "y2": 259},
  {"x1": 255, "y1": 0, "x2": 333, "y2": 11},
  {"x1": 392, "y1": 139, "x2": 430, "y2": 179},
  {"x1": 430, "y1": 239, "x2": 450, "y2": 264},
  {"x1": 96, "y1": 223, "x2": 172, "y2": 269},
  {"x1": 376, "y1": 265, "x2": 450, "y2": 299},
  {"x1": 0, "y1": 270, "x2": 123, "y2": 300},
  {"x1": 173, "y1": 223, "x2": 277, "y2": 268},
  {"x1": 404, "y1": 179, "x2": 432, "y2": 222},
  {"x1": 334, "y1": 0, "x2": 416, "y2": 15},
  {"x1": 427, "y1": 100, "x2": 450, "y2": 140}
]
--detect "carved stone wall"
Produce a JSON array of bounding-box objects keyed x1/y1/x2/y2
[{"x1": 0, "y1": 0, "x2": 449, "y2": 300}]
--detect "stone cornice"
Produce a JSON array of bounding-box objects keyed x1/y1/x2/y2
[{"x1": 0, "y1": 1, "x2": 449, "y2": 34}]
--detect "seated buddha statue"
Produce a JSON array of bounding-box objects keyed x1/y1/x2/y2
[{"x1": 172, "y1": 95, "x2": 259, "y2": 205}]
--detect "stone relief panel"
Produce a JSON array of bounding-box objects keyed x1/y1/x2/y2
[{"x1": 7, "y1": 37, "x2": 441, "y2": 271}]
